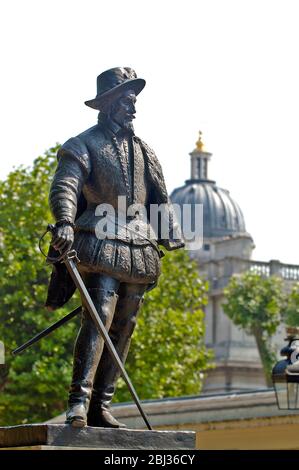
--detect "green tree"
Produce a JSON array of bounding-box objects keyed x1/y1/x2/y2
[
  {"x1": 0, "y1": 146, "x2": 80, "y2": 425},
  {"x1": 283, "y1": 282, "x2": 299, "y2": 327},
  {"x1": 222, "y1": 272, "x2": 285, "y2": 387},
  {"x1": 0, "y1": 148, "x2": 212, "y2": 425}
]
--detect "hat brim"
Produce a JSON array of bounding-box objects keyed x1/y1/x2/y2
[{"x1": 85, "y1": 78, "x2": 146, "y2": 110}]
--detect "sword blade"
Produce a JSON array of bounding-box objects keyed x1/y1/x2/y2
[
  {"x1": 12, "y1": 306, "x2": 82, "y2": 356},
  {"x1": 64, "y1": 252, "x2": 152, "y2": 431}
]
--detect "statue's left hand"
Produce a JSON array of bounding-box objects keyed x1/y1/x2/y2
[{"x1": 51, "y1": 224, "x2": 74, "y2": 255}]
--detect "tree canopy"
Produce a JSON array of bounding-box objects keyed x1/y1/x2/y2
[
  {"x1": 223, "y1": 272, "x2": 285, "y2": 386},
  {"x1": 0, "y1": 148, "x2": 212, "y2": 425},
  {"x1": 282, "y1": 282, "x2": 299, "y2": 328}
]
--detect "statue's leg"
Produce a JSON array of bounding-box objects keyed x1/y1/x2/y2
[
  {"x1": 87, "y1": 282, "x2": 148, "y2": 428},
  {"x1": 66, "y1": 272, "x2": 120, "y2": 427}
]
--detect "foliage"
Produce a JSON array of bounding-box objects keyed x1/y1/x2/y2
[
  {"x1": 223, "y1": 272, "x2": 285, "y2": 387},
  {"x1": 0, "y1": 146, "x2": 80, "y2": 425},
  {"x1": 0, "y1": 148, "x2": 212, "y2": 425},
  {"x1": 283, "y1": 283, "x2": 299, "y2": 328}
]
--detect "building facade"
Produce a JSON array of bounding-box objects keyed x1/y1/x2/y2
[{"x1": 170, "y1": 132, "x2": 299, "y2": 393}]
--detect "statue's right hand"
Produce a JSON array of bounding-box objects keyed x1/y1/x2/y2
[{"x1": 51, "y1": 224, "x2": 74, "y2": 254}]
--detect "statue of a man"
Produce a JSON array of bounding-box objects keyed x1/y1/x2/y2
[{"x1": 46, "y1": 67, "x2": 184, "y2": 428}]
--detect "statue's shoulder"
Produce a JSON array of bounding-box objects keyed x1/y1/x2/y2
[
  {"x1": 59, "y1": 125, "x2": 95, "y2": 151},
  {"x1": 77, "y1": 124, "x2": 105, "y2": 142},
  {"x1": 60, "y1": 123, "x2": 106, "y2": 157},
  {"x1": 136, "y1": 137, "x2": 163, "y2": 173},
  {"x1": 135, "y1": 137, "x2": 155, "y2": 155},
  {"x1": 135, "y1": 137, "x2": 160, "y2": 164},
  {"x1": 58, "y1": 125, "x2": 103, "y2": 175}
]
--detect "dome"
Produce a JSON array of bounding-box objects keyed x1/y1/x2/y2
[
  {"x1": 170, "y1": 131, "x2": 248, "y2": 239},
  {"x1": 170, "y1": 180, "x2": 246, "y2": 239}
]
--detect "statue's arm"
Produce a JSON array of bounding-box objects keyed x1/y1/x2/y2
[
  {"x1": 49, "y1": 138, "x2": 90, "y2": 252},
  {"x1": 49, "y1": 138, "x2": 90, "y2": 224}
]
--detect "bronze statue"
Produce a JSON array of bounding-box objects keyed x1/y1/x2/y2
[{"x1": 45, "y1": 67, "x2": 184, "y2": 428}]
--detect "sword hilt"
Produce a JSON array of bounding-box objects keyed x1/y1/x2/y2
[{"x1": 64, "y1": 249, "x2": 80, "y2": 264}]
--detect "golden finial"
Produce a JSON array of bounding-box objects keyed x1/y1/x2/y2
[{"x1": 196, "y1": 130, "x2": 205, "y2": 151}]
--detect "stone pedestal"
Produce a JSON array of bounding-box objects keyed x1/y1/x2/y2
[{"x1": 0, "y1": 424, "x2": 195, "y2": 450}]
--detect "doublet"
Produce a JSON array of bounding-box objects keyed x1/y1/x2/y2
[{"x1": 46, "y1": 116, "x2": 184, "y2": 308}]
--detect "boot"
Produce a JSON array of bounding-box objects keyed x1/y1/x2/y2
[
  {"x1": 66, "y1": 287, "x2": 118, "y2": 427},
  {"x1": 87, "y1": 290, "x2": 144, "y2": 428},
  {"x1": 87, "y1": 386, "x2": 126, "y2": 428}
]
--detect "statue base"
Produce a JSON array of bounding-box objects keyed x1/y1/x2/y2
[{"x1": 0, "y1": 424, "x2": 195, "y2": 450}]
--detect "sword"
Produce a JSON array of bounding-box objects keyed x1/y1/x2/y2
[
  {"x1": 12, "y1": 306, "x2": 82, "y2": 356},
  {"x1": 47, "y1": 224, "x2": 152, "y2": 430}
]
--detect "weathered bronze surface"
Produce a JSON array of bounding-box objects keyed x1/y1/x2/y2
[
  {"x1": 60, "y1": 249, "x2": 152, "y2": 430},
  {"x1": 46, "y1": 67, "x2": 184, "y2": 428}
]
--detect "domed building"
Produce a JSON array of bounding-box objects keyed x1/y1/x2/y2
[
  {"x1": 171, "y1": 132, "x2": 253, "y2": 264},
  {"x1": 170, "y1": 132, "x2": 299, "y2": 393}
]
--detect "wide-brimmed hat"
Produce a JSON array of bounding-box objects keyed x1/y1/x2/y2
[{"x1": 85, "y1": 67, "x2": 146, "y2": 110}]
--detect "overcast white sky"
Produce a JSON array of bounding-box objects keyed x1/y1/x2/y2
[{"x1": 1, "y1": 0, "x2": 299, "y2": 264}]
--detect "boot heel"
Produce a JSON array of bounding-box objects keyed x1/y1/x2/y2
[
  {"x1": 69, "y1": 417, "x2": 87, "y2": 428},
  {"x1": 66, "y1": 403, "x2": 88, "y2": 428}
]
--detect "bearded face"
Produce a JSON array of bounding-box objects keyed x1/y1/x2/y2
[{"x1": 106, "y1": 89, "x2": 137, "y2": 131}]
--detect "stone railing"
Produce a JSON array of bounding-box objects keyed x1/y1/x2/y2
[
  {"x1": 249, "y1": 261, "x2": 271, "y2": 277},
  {"x1": 250, "y1": 260, "x2": 299, "y2": 281}
]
